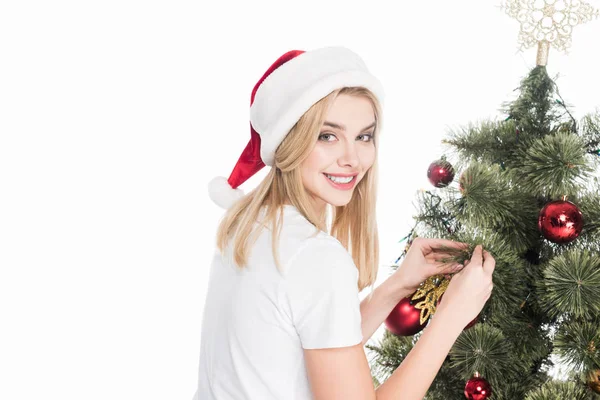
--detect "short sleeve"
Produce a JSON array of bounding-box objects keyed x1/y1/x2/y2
[{"x1": 283, "y1": 237, "x2": 363, "y2": 349}]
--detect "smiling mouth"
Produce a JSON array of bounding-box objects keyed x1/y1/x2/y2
[
  {"x1": 324, "y1": 173, "x2": 356, "y2": 184},
  {"x1": 322, "y1": 173, "x2": 358, "y2": 191}
]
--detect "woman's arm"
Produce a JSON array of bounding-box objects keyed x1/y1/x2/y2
[
  {"x1": 305, "y1": 309, "x2": 464, "y2": 400},
  {"x1": 373, "y1": 308, "x2": 464, "y2": 399},
  {"x1": 359, "y1": 275, "x2": 412, "y2": 346}
]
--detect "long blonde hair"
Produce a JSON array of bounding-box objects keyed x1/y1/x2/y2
[{"x1": 215, "y1": 86, "x2": 382, "y2": 292}]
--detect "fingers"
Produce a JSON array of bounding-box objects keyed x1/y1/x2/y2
[
  {"x1": 450, "y1": 259, "x2": 468, "y2": 277},
  {"x1": 418, "y1": 240, "x2": 494, "y2": 280},
  {"x1": 447, "y1": 262, "x2": 465, "y2": 273},
  {"x1": 428, "y1": 255, "x2": 461, "y2": 271},
  {"x1": 426, "y1": 252, "x2": 452, "y2": 262},
  {"x1": 470, "y1": 245, "x2": 483, "y2": 265},
  {"x1": 428, "y1": 238, "x2": 470, "y2": 249},
  {"x1": 483, "y1": 250, "x2": 496, "y2": 275},
  {"x1": 417, "y1": 238, "x2": 469, "y2": 255}
]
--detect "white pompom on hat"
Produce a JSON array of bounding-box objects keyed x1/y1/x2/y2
[{"x1": 208, "y1": 46, "x2": 385, "y2": 209}]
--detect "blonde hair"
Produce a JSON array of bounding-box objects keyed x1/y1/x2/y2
[{"x1": 215, "y1": 87, "x2": 382, "y2": 293}]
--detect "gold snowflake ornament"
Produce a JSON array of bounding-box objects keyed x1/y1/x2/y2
[
  {"x1": 411, "y1": 275, "x2": 451, "y2": 325},
  {"x1": 502, "y1": 0, "x2": 599, "y2": 65}
]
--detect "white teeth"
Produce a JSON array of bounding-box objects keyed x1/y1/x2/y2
[{"x1": 325, "y1": 174, "x2": 354, "y2": 184}]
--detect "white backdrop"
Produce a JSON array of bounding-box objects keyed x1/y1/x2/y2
[{"x1": 1, "y1": 0, "x2": 599, "y2": 399}]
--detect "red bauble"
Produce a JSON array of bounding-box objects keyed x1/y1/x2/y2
[
  {"x1": 385, "y1": 296, "x2": 428, "y2": 336},
  {"x1": 464, "y1": 373, "x2": 492, "y2": 400},
  {"x1": 427, "y1": 159, "x2": 455, "y2": 188},
  {"x1": 538, "y1": 200, "x2": 583, "y2": 244}
]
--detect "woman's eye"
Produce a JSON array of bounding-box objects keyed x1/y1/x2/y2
[
  {"x1": 318, "y1": 133, "x2": 336, "y2": 142},
  {"x1": 358, "y1": 134, "x2": 374, "y2": 142}
]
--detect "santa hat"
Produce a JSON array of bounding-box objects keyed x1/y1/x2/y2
[{"x1": 208, "y1": 46, "x2": 384, "y2": 209}]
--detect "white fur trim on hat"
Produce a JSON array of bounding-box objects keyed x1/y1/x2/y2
[
  {"x1": 250, "y1": 46, "x2": 384, "y2": 166},
  {"x1": 208, "y1": 176, "x2": 244, "y2": 209}
]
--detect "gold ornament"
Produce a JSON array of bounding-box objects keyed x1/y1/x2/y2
[
  {"x1": 587, "y1": 369, "x2": 600, "y2": 394},
  {"x1": 411, "y1": 275, "x2": 450, "y2": 325},
  {"x1": 501, "y1": 0, "x2": 599, "y2": 65}
]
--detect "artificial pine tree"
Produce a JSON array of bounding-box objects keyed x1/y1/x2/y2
[{"x1": 368, "y1": 2, "x2": 600, "y2": 399}]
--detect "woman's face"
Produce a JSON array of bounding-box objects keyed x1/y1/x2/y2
[{"x1": 300, "y1": 94, "x2": 376, "y2": 212}]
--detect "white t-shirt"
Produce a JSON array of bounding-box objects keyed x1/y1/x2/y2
[{"x1": 193, "y1": 204, "x2": 363, "y2": 400}]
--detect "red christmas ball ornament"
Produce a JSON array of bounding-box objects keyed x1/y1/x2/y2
[
  {"x1": 385, "y1": 295, "x2": 428, "y2": 336},
  {"x1": 538, "y1": 200, "x2": 583, "y2": 244},
  {"x1": 427, "y1": 158, "x2": 455, "y2": 188},
  {"x1": 464, "y1": 372, "x2": 492, "y2": 400}
]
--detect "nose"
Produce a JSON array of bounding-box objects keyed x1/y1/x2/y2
[{"x1": 338, "y1": 140, "x2": 360, "y2": 169}]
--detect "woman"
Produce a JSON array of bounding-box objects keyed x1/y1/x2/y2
[{"x1": 194, "y1": 46, "x2": 495, "y2": 400}]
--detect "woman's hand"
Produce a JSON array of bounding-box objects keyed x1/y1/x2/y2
[
  {"x1": 435, "y1": 245, "x2": 495, "y2": 327},
  {"x1": 391, "y1": 237, "x2": 469, "y2": 293}
]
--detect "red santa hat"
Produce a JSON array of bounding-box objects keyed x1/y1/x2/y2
[{"x1": 208, "y1": 46, "x2": 384, "y2": 209}]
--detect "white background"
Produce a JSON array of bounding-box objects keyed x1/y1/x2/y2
[{"x1": 1, "y1": 0, "x2": 599, "y2": 399}]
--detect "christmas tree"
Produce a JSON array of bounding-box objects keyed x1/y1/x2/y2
[{"x1": 368, "y1": 2, "x2": 600, "y2": 399}]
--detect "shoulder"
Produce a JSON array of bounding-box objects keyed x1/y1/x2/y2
[
  {"x1": 267, "y1": 207, "x2": 353, "y2": 271},
  {"x1": 283, "y1": 235, "x2": 358, "y2": 286},
  {"x1": 290, "y1": 234, "x2": 352, "y2": 265}
]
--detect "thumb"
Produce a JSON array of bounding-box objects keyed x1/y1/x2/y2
[{"x1": 469, "y1": 245, "x2": 483, "y2": 265}]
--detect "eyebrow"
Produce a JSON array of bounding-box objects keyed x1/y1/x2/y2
[{"x1": 323, "y1": 121, "x2": 376, "y2": 132}]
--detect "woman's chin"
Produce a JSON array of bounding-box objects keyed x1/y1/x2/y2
[{"x1": 322, "y1": 193, "x2": 354, "y2": 208}]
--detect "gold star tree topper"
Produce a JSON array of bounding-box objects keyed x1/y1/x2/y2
[{"x1": 502, "y1": 0, "x2": 599, "y2": 65}]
